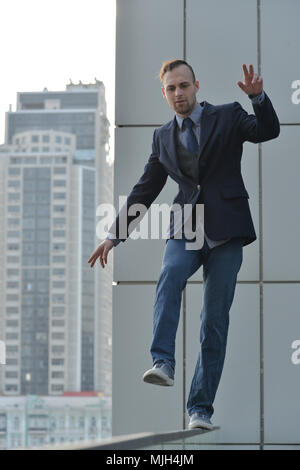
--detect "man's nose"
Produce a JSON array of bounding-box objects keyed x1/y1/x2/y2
[{"x1": 175, "y1": 87, "x2": 183, "y2": 96}]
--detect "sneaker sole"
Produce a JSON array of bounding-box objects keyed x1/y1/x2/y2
[
  {"x1": 188, "y1": 420, "x2": 214, "y2": 430},
  {"x1": 142, "y1": 369, "x2": 174, "y2": 386}
]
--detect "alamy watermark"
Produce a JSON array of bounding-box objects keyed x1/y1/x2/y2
[
  {"x1": 291, "y1": 80, "x2": 300, "y2": 104},
  {"x1": 96, "y1": 196, "x2": 205, "y2": 250},
  {"x1": 291, "y1": 340, "x2": 300, "y2": 365}
]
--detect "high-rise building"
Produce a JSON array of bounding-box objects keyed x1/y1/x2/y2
[
  {"x1": 0, "y1": 82, "x2": 113, "y2": 397},
  {"x1": 5, "y1": 80, "x2": 107, "y2": 165}
]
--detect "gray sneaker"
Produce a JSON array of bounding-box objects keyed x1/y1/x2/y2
[
  {"x1": 142, "y1": 360, "x2": 174, "y2": 386},
  {"x1": 188, "y1": 413, "x2": 214, "y2": 430}
]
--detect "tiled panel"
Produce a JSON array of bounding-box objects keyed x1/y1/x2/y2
[
  {"x1": 261, "y1": 0, "x2": 300, "y2": 123},
  {"x1": 264, "y1": 445, "x2": 300, "y2": 450},
  {"x1": 112, "y1": 285, "x2": 184, "y2": 435},
  {"x1": 262, "y1": 127, "x2": 300, "y2": 281},
  {"x1": 116, "y1": 0, "x2": 183, "y2": 125},
  {"x1": 264, "y1": 284, "x2": 300, "y2": 444},
  {"x1": 185, "y1": 284, "x2": 260, "y2": 443},
  {"x1": 183, "y1": 444, "x2": 260, "y2": 450},
  {"x1": 186, "y1": 0, "x2": 257, "y2": 107}
]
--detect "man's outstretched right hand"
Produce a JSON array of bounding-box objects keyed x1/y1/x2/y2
[{"x1": 88, "y1": 239, "x2": 114, "y2": 269}]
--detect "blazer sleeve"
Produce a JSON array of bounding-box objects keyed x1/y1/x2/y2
[
  {"x1": 233, "y1": 91, "x2": 280, "y2": 144},
  {"x1": 108, "y1": 129, "x2": 168, "y2": 243}
]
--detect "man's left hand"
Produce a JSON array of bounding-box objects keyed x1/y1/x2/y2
[{"x1": 237, "y1": 64, "x2": 263, "y2": 97}]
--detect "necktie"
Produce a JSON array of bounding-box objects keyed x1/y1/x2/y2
[{"x1": 183, "y1": 117, "x2": 198, "y2": 153}]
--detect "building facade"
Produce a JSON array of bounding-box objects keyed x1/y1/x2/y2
[
  {"x1": 111, "y1": 0, "x2": 300, "y2": 450},
  {"x1": 0, "y1": 81, "x2": 113, "y2": 398},
  {"x1": 0, "y1": 394, "x2": 111, "y2": 449}
]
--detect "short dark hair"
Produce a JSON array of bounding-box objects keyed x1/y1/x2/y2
[{"x1": 159, "y1": 59, "x2": 196, "y2": 83}]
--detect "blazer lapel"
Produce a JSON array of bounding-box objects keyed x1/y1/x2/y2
[
  {"x1": 197, "y1": 101, "x2": 217, "y2": 163},
  {"x1": 161, "y1": 117, "x2": 185, "y2": 180}
]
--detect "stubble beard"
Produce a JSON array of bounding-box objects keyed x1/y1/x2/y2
[{"x1": 174, "y1": 97, "x2": 197, "y2": 117}]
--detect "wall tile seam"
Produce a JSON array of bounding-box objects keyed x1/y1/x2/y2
[
  {"x1": 112, "y1": 280, "x2": 300, "y2": 285},
  {"x1": 257, "y1": 0, "x2": 264, "y2": 449}
]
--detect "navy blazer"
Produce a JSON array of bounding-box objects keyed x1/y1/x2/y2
[{"x1": 109, "y1": 92, "x2": 280, "y2": 247}]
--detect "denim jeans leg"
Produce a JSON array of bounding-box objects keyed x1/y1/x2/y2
[
  {"x1": 150, "y1": 238, "x2": 205, "y2": 370},
  {"x1": 186, "y1": 238, "x2": 243, "y2": 418}
]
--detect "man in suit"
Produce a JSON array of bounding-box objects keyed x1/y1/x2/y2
[{"x1": 88, "y1": 60, "x2": 280, "y2": 430}]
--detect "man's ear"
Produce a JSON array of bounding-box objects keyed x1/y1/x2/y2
[
  {"x1": 161, "y1": 86, "x2": 166, "y2": 98},
  {"x1": 195, "y1": 80, "x2": 200, "y2": 93}
]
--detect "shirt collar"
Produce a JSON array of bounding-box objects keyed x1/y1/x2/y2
[{"x1": 175, "y1": 102, "x2": 203, "y2": 130}]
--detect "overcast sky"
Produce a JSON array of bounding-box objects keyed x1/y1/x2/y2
[{"x1": 0, "y1": 0, "x2": 116, "y2": 157}]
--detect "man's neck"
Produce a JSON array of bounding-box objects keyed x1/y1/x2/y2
[{"x1": 176, "y1": 101, "x2": 199, "y2": 119}]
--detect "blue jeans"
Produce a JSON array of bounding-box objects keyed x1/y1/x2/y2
[{"x1": 150, "y1": 236, "x2": 243, "y2": 418}]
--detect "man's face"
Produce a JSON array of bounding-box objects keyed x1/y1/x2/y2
[{"x1": 161, "y1": 65, "x2": 200, "y2": 117}]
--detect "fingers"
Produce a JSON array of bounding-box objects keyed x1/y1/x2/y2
[
  {"x1": 242, "y1": 63, "x2": 249, "y2": 81},
  {"x1": 237, "y1": 81, "x2": 246, "y2": 92},
  {"x1": 88, "y1": 242, "x2": 112, "y2": 269},
  {"x1": 242, "y1": 63, "x2": 255, "y2": 82},
  {"x1": 88, "y1": 245, "x2": 103, "y2": 268}
]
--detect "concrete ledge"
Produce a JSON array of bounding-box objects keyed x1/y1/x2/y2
[{"x1": 28, "y1": 426, "x2": 219, "y2": 450}]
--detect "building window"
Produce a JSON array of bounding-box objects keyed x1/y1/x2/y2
[
  {"x1": 6, "y1": 281, "x2": 19, "y2": 288},
  {"x1": 7, "y1": 269, "x2": 19, "y2": 276},
  {"x1": 7, "y1": 231, "x2": 20, "y2": 238},
  {"x1": 7, "y1": 244, "x2": 19, "y2": 250},
  {"x1": 53, "y1": 243, "x2": 65, "y2": 252},
  {"x1": 5, "y1": 371, "x2": 18, "y2": 378},
  {"x1": 52, "y1": 294, "x2": 65, "y2": 304},
  {"x1": 53, "y1": 205, "x2": 65, "y2": 213},
  {"x1": 8, "y1": 180, "x2": 20, "y2": 188},
  {"x1": 10, "y1": 157, "x2": 22, "y2": 164},
  {"x1": 7, "y1": 256, "x2": 19, "y2": 263},
  {"x1": 51, "y1": 320, "x2": 65, "y2": 327},
  {"x1": 52, "y1": 256, "x2": 65, "y2": 263},
  {"x1": 52, "y1": 307, "x2": 65, "y2": 317},
  {"x1": 52, "y1": 268, "x2": 65, "y2": 276},
  {"x1": 8, "y1": 193, "x2": 20, "y2": 202},
  {"x1": 6, "y1": 307, "x2": 18, "y2": 315},
  {"x1": 53, "y1": 180, "x2": 66, "y2": 187},
  {"x1": 6, "y1": 294, "x2": 19, "y2": 301},
  {"x1": 31, "y1": 135, "x2": 39, "y2": 143},
  {"x1": 51, "y1": 332, "x2": 64, "y2": 340},
  {"x1": 40, "y1": 157, "x2": 52, "y2": 164},
  {"x1": 53, "y1": 218, "x2": 66, "y2": 228},
  {"x1": 51, "y1": 358, "x2": 64, "y2": 365},
  {"x1": 52, "y1": 281, "x2": 65, "y2": 289},
  {"x1": 7, "y1": 206, "x2": 20, "y2": 213},
  {"x1": 5, "y1": 385, "x2": 18, "y2": 392},
  {"x1": 7, "y1": 219, "x2": 20, "y2": 227},
  {"x1": 8, "y1": 168, "x2": 21, "y2": 176},
  {"x1": 6, "y1": 320, "x2": 19, "y2": 327},
  {"x1": 52, "y1": 345, "x2": 64, "y2": 354},
  {"x1": 53, "y1": 193, "x2": 66, "y2": 200},
  {"x1": 53, "y1": 167, "x2": 66, "y2": 175},
  {"x1": 51, "y1": 385, "x2": 64, "y2": 393},
  {"x1": 53, "y1": 230, "x2": 65, "y2": 238},
  {"x1": 51, "y1": 371, "x2": 64, "y2": 378}
]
